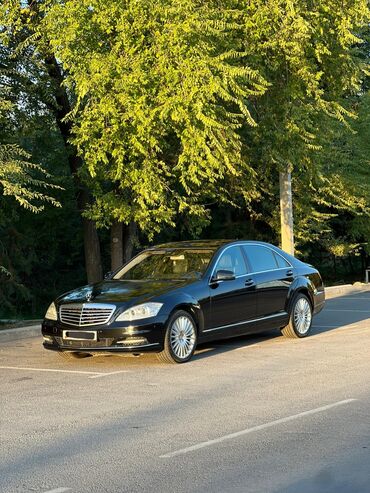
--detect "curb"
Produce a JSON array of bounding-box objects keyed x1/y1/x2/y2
[
  {"x1": 0, "y1": 325, "x2": 41, "y2": 343},
  {"x1": 324, "y1": 284, "x2": 370, "y2": 299}
]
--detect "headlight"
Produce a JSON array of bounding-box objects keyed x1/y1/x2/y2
[
  {"x1": 45, "y1": 302, "x2": 57, "y2": 321},
  {"x1": 116, "y1": 302, "x2": 163, "y2": 322}
]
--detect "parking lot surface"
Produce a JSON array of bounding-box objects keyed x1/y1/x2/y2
[{"x1": 1, "y1": 288, "x2": 370, "y2": 493}]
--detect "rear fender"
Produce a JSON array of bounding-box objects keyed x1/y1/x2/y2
[{"x1": 286, "y1": 277, "x2": 316, "y2": 313}]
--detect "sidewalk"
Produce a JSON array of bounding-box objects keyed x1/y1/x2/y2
[
  {"x1": 0, "y1": 324, "x2": 41, "y2": 343},
  {"x1": 324, "y1": 283, "x2": 370, "y2": 299}
]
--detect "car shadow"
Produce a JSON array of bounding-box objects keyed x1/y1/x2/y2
[
  {"x1": 192, "y1": 330, "x2": 280, "y2": 361},
  {"x1": 191, "y1": 289, "x2": 370, "y2": 361},
  {"x1": 310, "y1": 289, "x2": 370, "y2": 333},
  {"x1": 273, "y1": 453, "x2": 370, "y2": 493}
]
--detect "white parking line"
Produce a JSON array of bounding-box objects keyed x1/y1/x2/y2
[
  {"x1": 328, "y1": 297, "x2": 370, "y2": 300},
  {"x1": 314, "y1": 330, "x2": 366, "y2": 339},
  {"x1": 312, "y1": 324, "x2": 359, "y2": 329},
  {"x1": 312, "y1": 325, "x2": 339, "y2": 328},
  {"x1": 234, "y1": 344, "x2": 262, "y2": 351},
  {"x1": 324, "y1": 309, "x2": 370, "y2": 313},
  {"x1": 160, "y1": 398, "x2": 356, "y2": 458},
  {"x1": 88, "y1": 370, "x2": 129, "y2": 379},
  {"x1": 0, "y1": 366, "x2": 129, "y2": 379},
  {"x1": 43, "y1": 488, "x2": 71, "y2": 493}
]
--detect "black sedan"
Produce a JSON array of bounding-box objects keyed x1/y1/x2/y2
[{"x1": 42, "y1": 240, "x2": 325, "y2": 363}]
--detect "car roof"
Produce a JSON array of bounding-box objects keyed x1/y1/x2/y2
[
  {"x1": 146, "y1": 240, "x2": 303, "y2": 268},
  {"x1": 149, "y1": 239, "x2": 282, "y2": 250}
]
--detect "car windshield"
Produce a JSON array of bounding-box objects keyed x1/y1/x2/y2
[{"x1": 113, "y1": 249, "x2": 214, "y2": 281}]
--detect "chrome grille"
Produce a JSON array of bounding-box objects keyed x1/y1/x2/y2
[{"x1": 59, "y1": 303, "x2": 115, "y2": 327}]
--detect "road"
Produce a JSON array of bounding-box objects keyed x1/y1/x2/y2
[{"x1": 1, "y1": 289, "x2": 370, "y2": 493}]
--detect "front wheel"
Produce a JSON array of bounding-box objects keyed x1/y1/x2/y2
[
  {"x1": 281, "y1": 294, "x2": 313, "y2": 338},
  {"x1": 157, "y1": 310, "x2": 197, "y2": 364}
]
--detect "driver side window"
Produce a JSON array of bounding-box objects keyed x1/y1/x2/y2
[{"x1": 215, "y1": 246, "x2": 248, "y2": 277}]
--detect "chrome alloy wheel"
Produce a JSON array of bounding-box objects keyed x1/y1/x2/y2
[
  {"x1": 169, "y1": 315, "x2": 196, "y2": 360},
  {"x1": 294, "y1": 297, "x2": 312, "y2": 334}
]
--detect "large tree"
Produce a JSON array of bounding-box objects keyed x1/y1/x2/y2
[
  {"x1": 239, "y1": 0, "x2": 370, "y2": 252},
  {"x1": 1, "y1": 0, "x2": 369, "y2": 286},
  {"x1": 0, "y1": 88, "x2": 67, "y2": 317},
  {"x1": 0, "y1": 2, "x2": 103, "y2": 282},
  {"x1": 37, "y1": 0, "x2": 269, "y2": 268}
]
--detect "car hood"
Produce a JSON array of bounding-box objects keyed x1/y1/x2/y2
[{"x1": 56, "y1": 279, "x2": 191, "y2": 306}]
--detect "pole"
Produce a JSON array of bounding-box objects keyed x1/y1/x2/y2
[{"x1": 279, "y1": 170, "x2": 294, "y2": 255}]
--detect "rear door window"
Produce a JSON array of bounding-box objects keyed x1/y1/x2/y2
[
  {"x1": 242, "y1": 246, "x2": 278, "y2": 272},
  {"x1": 273, "y1": 252, "x2": 291, "y2": 268}
]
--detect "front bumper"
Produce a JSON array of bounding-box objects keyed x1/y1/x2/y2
[{"x1": 41, "y1": 318, "x2": 166, "y2": 353}]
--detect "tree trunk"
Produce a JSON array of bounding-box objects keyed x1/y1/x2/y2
[
  {"x1": 123, "y1": 222, "x2": 137, "y2": 264},
  {"x1": 111, "y1": 221, "x2": 123, "y2": 271},
  {"x1": 279, "y1": 170, "x2": 294, "y2": 255},
  {"x1": 83, "y1": 218, "x2": 103, "y2": 283},
  {"x1": 347, "y1": 255, "x2": 354, "y2": 274}
]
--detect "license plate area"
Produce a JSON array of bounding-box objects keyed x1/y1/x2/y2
[{"x1": 62, "y1": 330, "x2": 97, "y2": 341}]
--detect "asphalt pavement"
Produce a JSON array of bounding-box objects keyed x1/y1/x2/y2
[{"x1": 1, "y1": 288, "x2": 370, "y2": 493}]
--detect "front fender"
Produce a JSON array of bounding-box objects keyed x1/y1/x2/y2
[{"x1": 160, "y1": 293, "x2": 204, "y2": 332}]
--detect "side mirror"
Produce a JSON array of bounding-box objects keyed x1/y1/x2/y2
[
  {"x1": 104, "y1": 271, "x2": 113, "y2": 280},
  {"x1": 213, "y1": 269, "x2": 235, "y2": 282}
]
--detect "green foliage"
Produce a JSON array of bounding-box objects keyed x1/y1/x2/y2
[
  {"x1": 0, "y1": 27, "x2": 80, "y2": 317},
  {"x1": 238, "y1": 1, "x2": 370, "y2": 259},
  {"x1": 242, "y1": 0, "x2": 369, "y2": 166},
  {"x1": 0, "y1": 143, "x2": 62, "y2": 212},
  {"x1": 0, "y1": 123, "x2": 86, "y2": 318},
  {"x1": 0, "y1": 0, "x2": 370, "y2": 318},
  {"x1": 309, "y1": 89, "x2": 370, "y2": 256},
  {"x1": 0, "y1": 65, "x2": 62, "y2": 211},
  {"x1": 39, "y1": 0, "x2": 268, "y2": 235}
]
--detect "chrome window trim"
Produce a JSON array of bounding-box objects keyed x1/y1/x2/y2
[
  {"x1": 203, "y1": 311, "x2": 288, "y2": 333},
  {"x1": 209, "y1": 243, "x2": 293, "y2": 283}
]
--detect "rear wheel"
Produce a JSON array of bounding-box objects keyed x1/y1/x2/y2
[
  {"x1": 57, "y1": 351, "x2": 91, "y2": 360},
  {"x1": 281, "y1": 294, "x2": 312, "y2": 338},
  {"x1": 157, "y1": 310, "x2": 197, "y2": 364}
]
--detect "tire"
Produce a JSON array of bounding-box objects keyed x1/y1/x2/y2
[
  {"x1": 157, "y1": 310, "x2": 197, "y2": 364},
  {"x1": 281, "y1": 294, "x2": 313, "y2": 338},
  {"x1": 57, "y1": 351, "x2": 91, "y2": 360}
]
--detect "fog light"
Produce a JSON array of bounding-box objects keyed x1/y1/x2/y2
[
  {"x1": 43, "y1": 335, "x2": 53, "y2": 343},
  {"x1": 116, "y1": 337, "x2": 148, "y2": 346}
]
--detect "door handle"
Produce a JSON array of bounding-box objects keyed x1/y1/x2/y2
[
  {"x1": 286, "y1": 270, "x2": 294, "y2": 277},
  {"x1": 245, "y1": 278, "x2": 255, "y2": 287}
]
